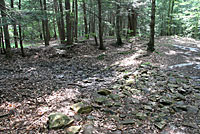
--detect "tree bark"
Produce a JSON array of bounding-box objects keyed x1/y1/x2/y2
[
  {"x1": 0, "y1": 0, "x2": 12, "y2": 57},
  {"x1": 18, "y1": 0, "x2": 25, "y2": 57},
  {"x1": 82, "y1": 0, "x2": 88, "y2": 38},
  {"x1": 0, "y1": 25, "x2": 6, "y2": 54},
  {"x1": 65, "y1": 0, "x2": 72, "y2": 45},
  {"x1": 58, "y1": 0, "x2": 65, "y2": 43},
  {"x1": 11, "y1": 0, "x2": 18, "y2": 48},
  {"x1": 43, "y1": 0, "x2": 50, "y2": 46},
  {"x1": 97, "y1": 0, "x2": 105, "y2": 50},
  {"x1": 75, "y1": 0, "x2": 78, "y2": 41},
  {"x1": 147, "y1": 0, "x2": 156, "y2": 52},
  {"x1": 116, "y1": 2, "x2": 122, "y2": 46}
]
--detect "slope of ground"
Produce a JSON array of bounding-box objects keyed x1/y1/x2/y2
[{"x1": 0, "y1": 36, "x2": 200, "y2": 134}]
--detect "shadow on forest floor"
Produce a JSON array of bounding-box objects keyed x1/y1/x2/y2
[{"x1": 0, "y1": 36, "x2": 200, "y2": 134}]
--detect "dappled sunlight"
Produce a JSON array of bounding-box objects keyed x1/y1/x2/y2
[{"x1": 114, "y1": 50, "x2": 144, "y2": 66}]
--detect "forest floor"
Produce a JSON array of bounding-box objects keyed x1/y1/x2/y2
[{"x1": 0, "y1": 36, "x2": 200, "y2": 134}]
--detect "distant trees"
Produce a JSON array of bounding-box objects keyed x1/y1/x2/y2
[
  {"x1": 0, "y1": 0, "x2": 11, "y2": 57},
  {"x1": 0, "y1": 0, "x2": 199, "y2": 57}
]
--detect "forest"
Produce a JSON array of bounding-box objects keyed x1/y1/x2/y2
[{"x1": 0, "y1": 0, "x2": 200, "y2": 134}]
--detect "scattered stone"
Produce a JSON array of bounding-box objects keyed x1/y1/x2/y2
[
  {"x1": 183, "y1": 122, "x2": 199, "y2": 129},
  {"x1": 121, "y1": 119, "x2": 135, "y2": 125},
  {"x1": 111, "y1": 130, "x2": 122, "y2": 134},
  {"x1": 155, "y1": 120, "x2": 166, "y2": 130},
  {"x1": 109, "y1": 94, "x2": 120, "y2": 100},
  {"x1": 67, "y1": 126, "x2": 81, "y2": 134},
  {"x1": 48, "y1": 113, "x2": 74, "y2": 129},
  {"x1": 125, "y1": 79, "x2": 135, "y2": 86},
  {"x1": 187, "y1": 105, "x2": 199, "y2": 114},
  {"x1": 136, "y1": 113, "x2": 147, "y2": 120},
  {"x1": 83, "y1": 125, "x2": 94, "y2": 134},
  {"x1": 159, "y1": 98, "x2": 173, "y2": 105},
  {"x1": 94, "y1": 96, "x2": 107, "y2": 105},
  {"x1": 144, "y1": 105, "x2": 153, "y2": 111},
  {"x1": 71, "y1": 102, "x2": 93, "y2": 114},
  {"x1": 97, "y1": 89, "x2": 111, "y2": 96}
]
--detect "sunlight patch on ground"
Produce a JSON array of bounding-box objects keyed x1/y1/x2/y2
[{"x1": 114, "y1": 50, "x2": 144, "y2": 66}]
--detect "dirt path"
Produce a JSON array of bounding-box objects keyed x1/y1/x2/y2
[{"x1": 0, "y1": 36, "x2": 200, "y2": 134}]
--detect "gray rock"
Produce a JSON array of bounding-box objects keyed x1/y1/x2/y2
[
  {"x1": 48, "y1": 113, "x2": 74, "y2": 129},
  {"x1": 83, "y1": 125, "x2": 94, "y2": 134},
  {"x1": 71, "y1": 102, "x2": 93, "y2": 114},
  {"x1": 121, "y1": 119, "x2": 135, "y2": 125},
  {"x1": 155, "y1": 120, "x2": 166, "y2": 130},
  {"x1": 67, "y1": 126, "x2": 81, "y2": 134},
  {"x1": 136, "y1": 113, "x2": 147, "y2": 120},
  {"x1": 187, "y1": 105, "x2": 199, "y2": 114},
  {"x1": 111, "y1": 130, "x2": 122, "y2": 134},
  {"x1": 94, "y1": 96, "x2": 107, "y2": 105}
]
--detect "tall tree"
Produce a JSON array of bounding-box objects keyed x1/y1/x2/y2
[
  {"x1": 58, "y1": 0, "x2": 65, "y2": 43},
  {"x1": 53, "y1": 0, "x2": 65, "y2": 43},
  {"x1": 11, "y1": 0, "x2": 18, "y2": 48},
  {"x1": 74, "y1": 0, "x2": 78, "y2": 41},
  {"x1": 147, "y1": 0, "x2": 156, "y2": 52},
  {"x1": 65, "y1": 0, "x2": 72, "y2": 45},
  {"x1": 43, "y1": 0, "x2": 50, "y2": 46},
  {"x1": 82, "y1": 0, "x2": 88, "y2": 38},
  {"x1": 97, "y1": 0, "x2": 105, "y2": 50},
  {"x1": 0, "y1": 0, "x2": 11, "y2": 57},
  {"x1": 116, "y1": 0, "x2": 123, "y2": 46},
  {"x1": 0, "y1": 24, "x2": 5, "y2": 54},
  {"x1": 18, "y1": 0, "x2": 25, "y2": 56}
]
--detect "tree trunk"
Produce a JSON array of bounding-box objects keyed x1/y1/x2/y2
[
  {"x1": 97, "y1": 0, "x2": 105, "y2": 50},
  {"x1": 128, "y1": 9, "x2": 137, "y2": 36},
  {"x1": 11, "y1": 0, "x2": 18, "y2": 48},
  {"x1": 116, "y1": 2, "x2": 122, "y2": 46},
  {"x1": 0, "y1": 25, "x2": 6, "y2": 54},
  {"x1": 82, "y1": 0, "x2": 88, "y2": 39},
  {"x1": 0, "y1": 0, "x2": 12, "y2": 57},
  {"x1": 18, "y1": 0, "x2": 25, "y2": 57},
  {"x1": 53, "y1": 0, "x2": 64, "y2": 43},
  {"x1": 65, "y1": 0, "x2": 72, "y2": 45},
  {"x1": 147, "y1": 0, "x2": 156, "y2": 52},
  {"x1": 58, "y1": 0, "x2": 65, "y2": 43},
  {"x1": 75, "y1": 0, "x2": 78, "y2": 41},
  {"x1": 43, "y1": 0, "x2": 50, "y2": 46}
]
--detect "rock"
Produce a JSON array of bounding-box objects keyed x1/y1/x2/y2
[
  {"x1": 194, "y1": 93, "x2": 200, "y2": 99},
  {"x1": 83, "y1": 125, "x2": 94, "y2": 134},
  {"x1": 71, "y1": 102, "x2": 93, "y2": 114},
  {"x1": 159, "y1": 98, "x2": 173, "y2": 105},
  {"x1": 173, "y1": 105, "x2": 187, "y2": 112},
  {"x1": 48, "y1": 113, "x2": 74, "y2": 129},
  {"x1": 187, "y1": 105, "x2": 199, "y2": 114},
  {"x1": 121, "y1": 119, "x2": 135, "y2": 125},
  {"x1": 109, "y1": 94, "x2": 120, "y2": 100},
  {"x1": 183, "y1": 122, "x2": 199, "y2": 129},
  {"x1": 111, "y1": 130, "x2": 122, "y2": 134},
  {"x1": 126, "y1": 79, "x2": 135, "y2": 86},
  {"x1": 67, "y1": 126, "x2": 81, "y2": 134},
  {"x1": 136, "y1": 113, "x2": 147, "y2": 120},
  {"x1": 144, "y1": 105, "x2": 153, "y2": 111},
  {"x1": 97, "y1": 89, "x2": 111, "y2": 96},
  {"x1": 173, "y1": 93, "x2": 186, "y2": 101},
  {"x1": 155, "y1": 120, "x2": 166, "y2": 130},
  {"x1": 94, "y1": 96, "x2": 107, "y2": 105},
  {"x1": 130, "y1": 98, "x2": 140, "y2": 104},
  {"x1": 119, "y1": 114, "x2": 126, "y2": 118},
  {"x1": 167, "y1": 83, "x2": 179, "y2": 88}
]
